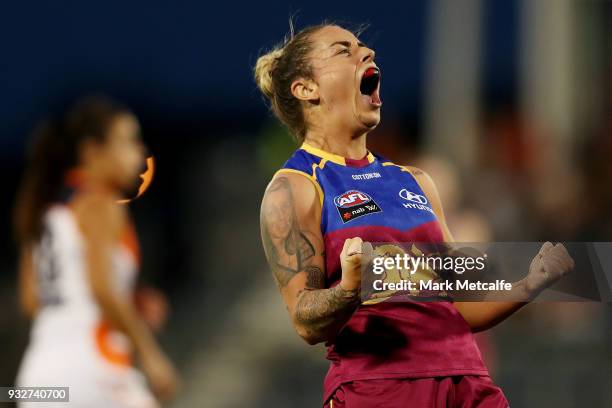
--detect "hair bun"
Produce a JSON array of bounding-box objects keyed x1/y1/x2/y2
[{"x1": 254, "y1": 47, "x2": 283, "y2": 99}]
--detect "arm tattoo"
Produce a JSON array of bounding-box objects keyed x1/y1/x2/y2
[
  {"x1": 304, "y1": 265, "x2": 325, "y2": 289},
  {"x1": 410, "y1": 168, "x2": 424, "y2": 176},
  {"x1": 261, "y1": 176, "x2": 360, "y2": 343},
  {"x1": 261, "y1": 176, "x2": 315, "y2": 288},
  {"x1": 294, "y1": 272, "x2": 360, "y2": 342}
]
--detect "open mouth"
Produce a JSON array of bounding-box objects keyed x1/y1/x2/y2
[{"x1": 359, "y1": 67, "x2": 382, "y2": 107}]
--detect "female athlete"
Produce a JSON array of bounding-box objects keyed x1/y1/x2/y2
[
  {"x1": 256, "y1": 23, "x2": 574, "y2": 407},
  {"x1": 14, "y1": 96, "x2": 178, "y2": 407}
]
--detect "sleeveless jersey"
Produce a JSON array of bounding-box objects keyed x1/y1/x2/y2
[
  {"x1": 28, "y1": 197, "x2": 139, "y2": 368},
  {"x1": 277, "y1": 143, "x2": 489, "y2": 402}
]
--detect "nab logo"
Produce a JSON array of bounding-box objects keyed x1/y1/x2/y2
[
  {"x1": 334, "y1": 190, "x2": 381, "y2": 223},
  {"x1": 334, "y1": 190, "x2": 372, "y2": 208}
]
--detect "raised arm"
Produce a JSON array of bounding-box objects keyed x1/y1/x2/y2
[
  {"x1": 407, "y1": 166, "x2": 573, "y2": 332},
  {"x1": 260, "y1": 173, "x2": 363, "y2": 345}
]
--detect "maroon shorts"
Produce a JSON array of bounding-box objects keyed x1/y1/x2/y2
[{"x1": 324, "y1": 376, "x2": 509, "y2": 408}]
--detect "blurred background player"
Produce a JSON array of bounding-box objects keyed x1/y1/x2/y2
[
  {"x1": 256, "y1": 23, "x2": 574, "y2": 407},
  {"x1": 13, "y1": 95, "x2": 179, "y2": 407}
]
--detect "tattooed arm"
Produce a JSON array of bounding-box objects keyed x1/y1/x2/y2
[{"x1": 260, "y1": 173, "x2": 363, "y2": 345}]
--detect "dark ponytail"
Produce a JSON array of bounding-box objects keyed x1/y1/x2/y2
[{"x1": 13, "y1": 95, "x2": 130, "y2": 245}]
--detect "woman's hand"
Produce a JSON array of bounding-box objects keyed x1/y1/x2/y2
[
  {"x1": 141, "y1": 347, "x2": 180, "y2": 402},
  {"x1": 525, "y1": 242, "x2": 575, "y2": 296},
  {"x1": 134, "y1": 287, "x2": 169, "y2": 333},
  {"x1": 339, "y1": 237, "x2": 373, "y2": 292}
]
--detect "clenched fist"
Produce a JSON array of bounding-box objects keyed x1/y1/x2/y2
[
  {"x1": 525, "y1": 242, "x2": 575, "y2": 296},
  {"x1": 339, "y1": 237, "x2": 373, "y2": 292}
]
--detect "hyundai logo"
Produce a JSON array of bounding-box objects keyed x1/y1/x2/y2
[{"x1": 399, "y1": 189, "x2": 428, "y2": 205}]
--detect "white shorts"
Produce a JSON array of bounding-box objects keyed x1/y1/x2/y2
[{"x1": 16, "y1": 342, "x2": 158, "y2": 408}]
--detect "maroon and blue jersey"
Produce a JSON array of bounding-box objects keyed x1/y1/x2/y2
[{"x1": 277, "y1": 143, "x2": 489, "y2": 403}]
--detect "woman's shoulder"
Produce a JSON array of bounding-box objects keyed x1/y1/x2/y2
[
  {"x1": 69, "y1": 190, "x2": 127, "y2": 238},
  {"x1": 279, "y1": 146, "x2": 320, "y2": 175}
]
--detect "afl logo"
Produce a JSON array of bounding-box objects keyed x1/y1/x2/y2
[
  {"x1": 334, "y1": 190, "x2": 381, "y2": 223},
  {"x1": 399, "y1": 189, "x2": 428, "y2": 204},
  {"x1": 334, "y1": 190, "x2": 372, "y2": 208}
]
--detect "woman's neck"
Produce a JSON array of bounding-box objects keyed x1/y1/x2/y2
[
  {"x1": 65, "y1": 167, "x2": 117, "y2": 196},
  {"x1": 303, "y1": 128, "x2": 368, "y2": 160}
]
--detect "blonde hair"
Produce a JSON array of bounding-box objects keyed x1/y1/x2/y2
[
  {"x1": 254, "y1": 48, "x2": 284, "y2": 100},
  {"x1": 254, "y1": 23, "x2": 329, "y2": 141}
]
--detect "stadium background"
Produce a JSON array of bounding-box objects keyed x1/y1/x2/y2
[{"x1": 1, "y1": 1, "x2": 611, "y2": 406}]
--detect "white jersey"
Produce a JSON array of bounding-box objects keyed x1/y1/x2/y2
[{"x1": 16, "y1": 204, "x2": 158, "y2": 408}]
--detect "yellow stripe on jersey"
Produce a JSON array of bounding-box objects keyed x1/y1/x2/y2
[
  {"x1": 272, "y1": 168, "x2": 324, "y2": 208},
  {"x1": 301, "y1": 142, "x2": 375, "y2": 166},
  {"x1": 382, "y1": 161, "x2": 415, "y2": 174}
]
